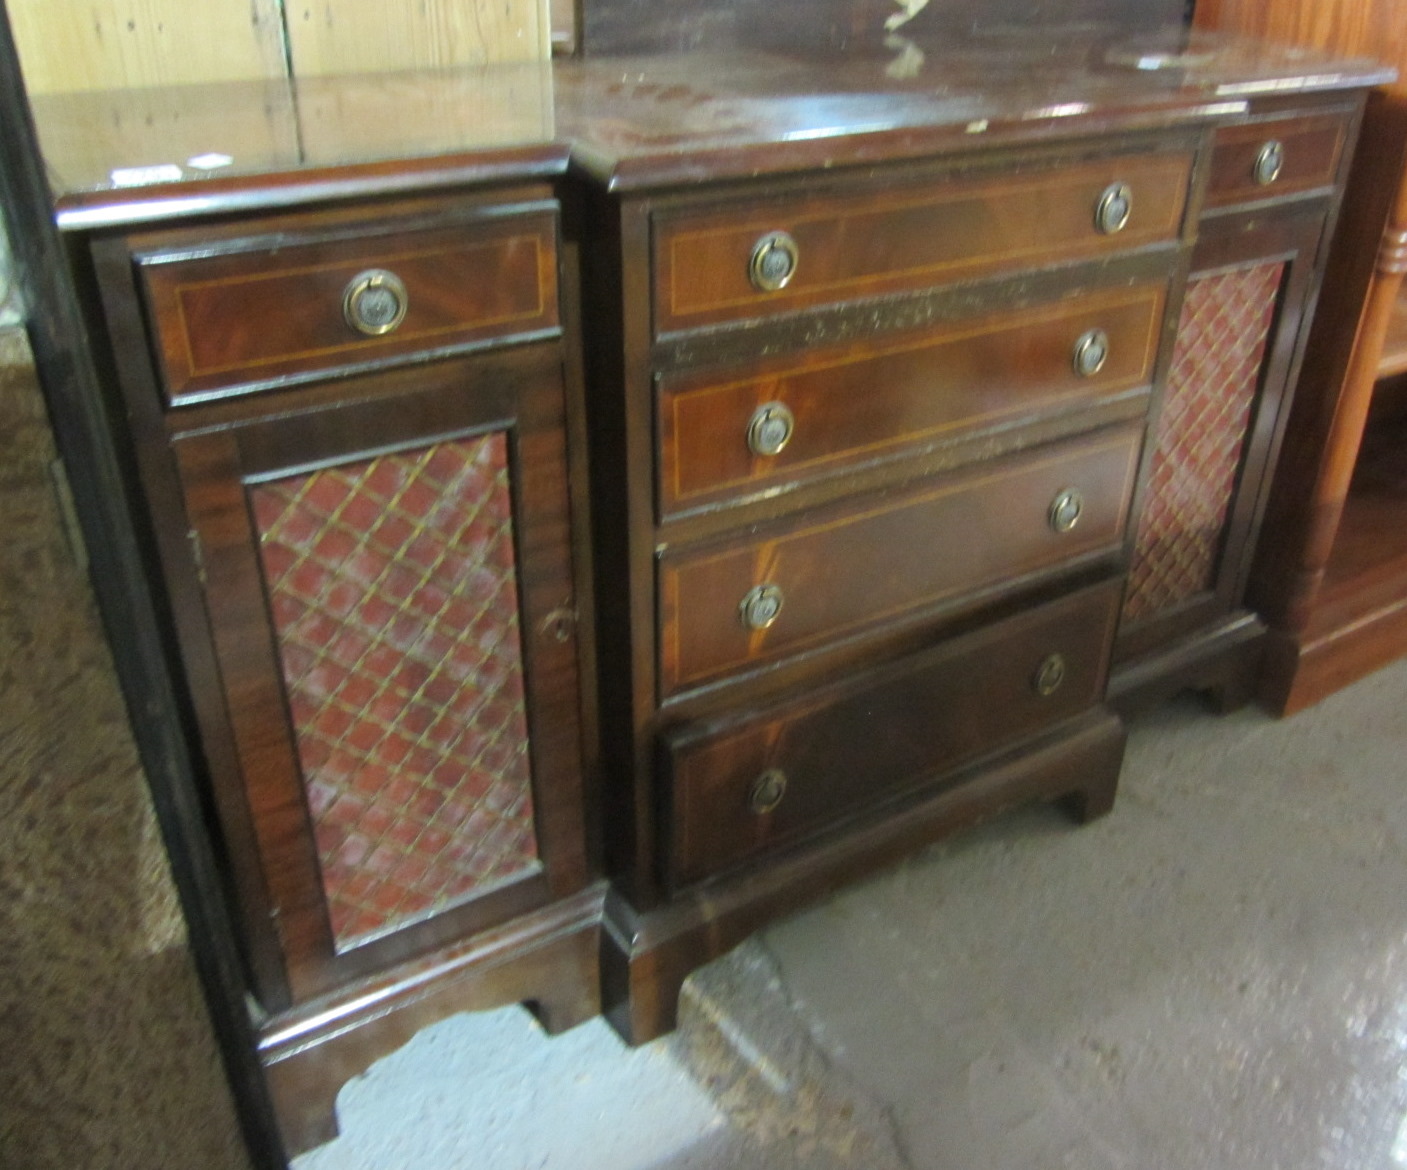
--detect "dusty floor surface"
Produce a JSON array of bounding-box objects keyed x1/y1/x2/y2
[{"x1": 296, "y1": 655, "x2": 1407, "y2": 1170}]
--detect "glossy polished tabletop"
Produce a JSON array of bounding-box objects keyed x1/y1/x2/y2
[{"x1": 30, "y1": 27, "x2": 1393, "y2": 227}]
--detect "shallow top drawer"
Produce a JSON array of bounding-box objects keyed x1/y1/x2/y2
[
  {"x1": 135, "y1": 200, "x2": 560, "y2": 406},
  {"x1": 652, "y1": 148, "x2": 1194, "y2": 336},
  {"x1": 1203, "y1": 112, "x2": 1351, "y2": 210}
]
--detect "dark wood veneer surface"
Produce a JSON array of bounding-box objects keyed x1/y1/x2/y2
[
  {"x1": 657, "y1": 283, "x2": 1166, "y2": 516},
  {"x1": 139, "y1": 202, "x2": 560, "y2": 404},
  {"x1": 658, "y1": 426, "x2": 1141, "y2": 696},
  {"x1": 30, "y1": 34, "x2": 1390, "y2": 229},
  {"x1": 1203, "y1": 110, "x2": 1351, "y2": 208},
  {"x1": 663, "y1": 578, "x2": 1122, "y2": 886},
  {"x1": 23, "y1": 24, "x2": 1388, "y2": 1164},
  {"x1": 651, "y1": 150, "x2": 1192, "y2": 334}
]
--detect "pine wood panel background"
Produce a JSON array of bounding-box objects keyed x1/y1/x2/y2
[
  {"x1": 7, "y1": 0, "x2": 287, "y2": 92},
  {"x1": 7, "y1": 0, "x2": 552, "y2": 94},
  {"x1": 284, "y1": 0, "x2": 549, "y2": 76}
]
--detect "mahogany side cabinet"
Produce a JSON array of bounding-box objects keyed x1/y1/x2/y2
[{"x1": 26, "y1": 33, "x2": 1385, "y2": 1159}]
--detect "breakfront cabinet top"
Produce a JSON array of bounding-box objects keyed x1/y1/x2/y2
[{"x1": 32, "y1": 29, "x2": 1391, "y2": 228}]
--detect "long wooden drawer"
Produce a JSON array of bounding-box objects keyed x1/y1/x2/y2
[
  {"x1": 135, "y1": 200, "x2": 560, "y2": 405},
  {"x1": 652, "y1": 148, "x2": 1193, "y2": 335},
  {"x1": 1203, "y1": 112, "x2": 1351, "y2": 209},
  {"x1": 657, "y1": 424, "x2": 1141, "y2": 696},
  {"x1": 662, "y1": 578, "x2": 1122, "y2": 887},
  {"x1": 657, "y1": 283, "x2": 1166, "y2": 516}
]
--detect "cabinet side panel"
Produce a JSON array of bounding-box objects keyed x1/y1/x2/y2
[
  {"x1": 249, "y1": 432, "x2": 541, "y2": 949},
  {"x1": 1124, "y1": 262, "x2": 1282, "y2": 621}
]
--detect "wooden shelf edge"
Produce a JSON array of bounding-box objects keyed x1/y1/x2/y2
[
  {"x1": 1377, "y1": 285, "x2": 1407, "y2": 379},
  {"x1": 1262, "y1": 479, "x2": 1407, "y2": 714}
]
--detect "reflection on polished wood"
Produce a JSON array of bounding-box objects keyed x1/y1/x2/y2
[{"x1": 29, "y1": 32, "x2": 1389, "y2": 219}]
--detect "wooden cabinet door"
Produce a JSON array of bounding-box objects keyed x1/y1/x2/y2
[
  {"x1": 170, "y1": 345, "x2": 588, "y2": 1008},
  {"x1": 1115, "y1": 206, "x2": 1327, "y2": 667}
]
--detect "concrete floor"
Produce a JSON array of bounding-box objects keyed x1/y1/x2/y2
[{"x1": 295, "y1": 657, "x2": 1407, "y2": 1170}]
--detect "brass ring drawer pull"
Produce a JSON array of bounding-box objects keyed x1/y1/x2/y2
[
  {"x1": 747, "y1": 401, "x2": 795, "y2": 456},
  {"x1": 1094, "y1": 182, "x2": 1133, "y2": 235},
  {"x1": 749, "y1": 768, "x2": 788, "y2": 814},
  {"x1": 1254, "y1": 140, "x2": 1285, "y2": 186},
  {"x1": 1073, "y1": 328, "x2": 1110, "y2": 377},
  {"x1": 749, "y1": 231, "x2": 800, "y2": 292},
  {"x1": 1032, "y1": 653, "x2": 1067, "y2": 697},
  {"x1": 1048, "y1": 487, "x2": 1084, "y2": 533},
  {"x1": 739, "y1": 583, "x2": 785, "y2": 630},
  {"x1": 344, "y1": 268, "x2": 409, "y2": 336}
]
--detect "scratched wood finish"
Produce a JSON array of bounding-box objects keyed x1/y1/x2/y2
[
  {"x1": 7, "y1": 0, "x2": 287, "y2": 93},
  {"x1": 658, "y1": 425, "x2": 1141, "y2": 696},
  {"x1": 653, "y1": 150, "x2": 1194, "y2": 334},
  {"x1": 663, "y1": 579, "x2": 1122, "y2": 887},
  {"x1": 137, "y1": 200, "x2": 559, "y2": 405},
  {"x1": 285, "y1": 0, "x2": 549, "y2": 76},
  {"x1": 658, "y1": 283, "x2": 1166, "y2": 516}
]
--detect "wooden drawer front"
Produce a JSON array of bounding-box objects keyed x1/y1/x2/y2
[
  {"x1": 653, "y1": 150, "x2": 1193, "y2": 334},
  {"x1": 663, "y1": 578, "x2": 1122, "y2": 886},
  {"x1": 1204, "y1": 113, "x2": 1350, "y2": 209},
  {"x1": 658, "y1": 283, "x2": 1166, "y2": 515},
  {"x1": 658, "y1": 425, "x2": 1141, "y2": 696},
  {"x1": 139, "y1": 204, "x2": 559, "y2": 405}
]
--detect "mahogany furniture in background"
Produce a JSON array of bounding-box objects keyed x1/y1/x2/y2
[
  {"x1": 27, "y1": 31, "x2": 1385, "y2": 1163},
  {"x1": 1194, "y1": 0, "x2": 1407, "y2": 714}
]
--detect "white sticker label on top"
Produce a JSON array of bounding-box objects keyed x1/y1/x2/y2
[{"x1": 110, "y1": 164, "x2": 184, "y2": 186}]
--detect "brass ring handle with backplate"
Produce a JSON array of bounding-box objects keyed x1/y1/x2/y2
[
  {"x1": 1073, "y1": 329, "x2": 1110, "y2": 378},
  {"x1": 1032, "y1": 653, "x2": 1067, "y2": 697},
  {"x1": 749, "y1": 768, "x2": 788, "y2": 814},
  {"x1": 749, "y1": 232, "x2": 800, "y2": 292},
  {"x1": 747, "y1": 402, "x2": 795, "y2": 456},
  {"x1": 739, "y1": 584, "x2": 785, "y2": 630},
  {"x1": 344, "y1": 269, "x2": 409, "y2": 336},
  {"x1": 1094, "y1": 183, "x2": 1133, "y2": 235},
  {"x1": 1049, "y1": 487, "x2": 1084, "y2": 533},
  {"x1": 1254, "y1": 140, "x2": 1285, "y2": 186}
]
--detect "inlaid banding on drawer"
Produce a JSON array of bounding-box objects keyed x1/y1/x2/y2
[
  {"x1": 657, "y1": 426, "x2": 1141, "y2": 696},
  {"x1": 653, "y1": 150, "x2": 1193, "y2": 334},
  {"x1": 658, "y1": 283, "x2": 1167, "y2": 515},
  {"x1": 139, "y1": 206, "x2": 559, "y2": 405},
  {"x1": 1204, "y1": 113, "x2": 1350, "y2": 209},
  {"x1": 662, "y1": 578, "x2": 1122, "y2": 886}
]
